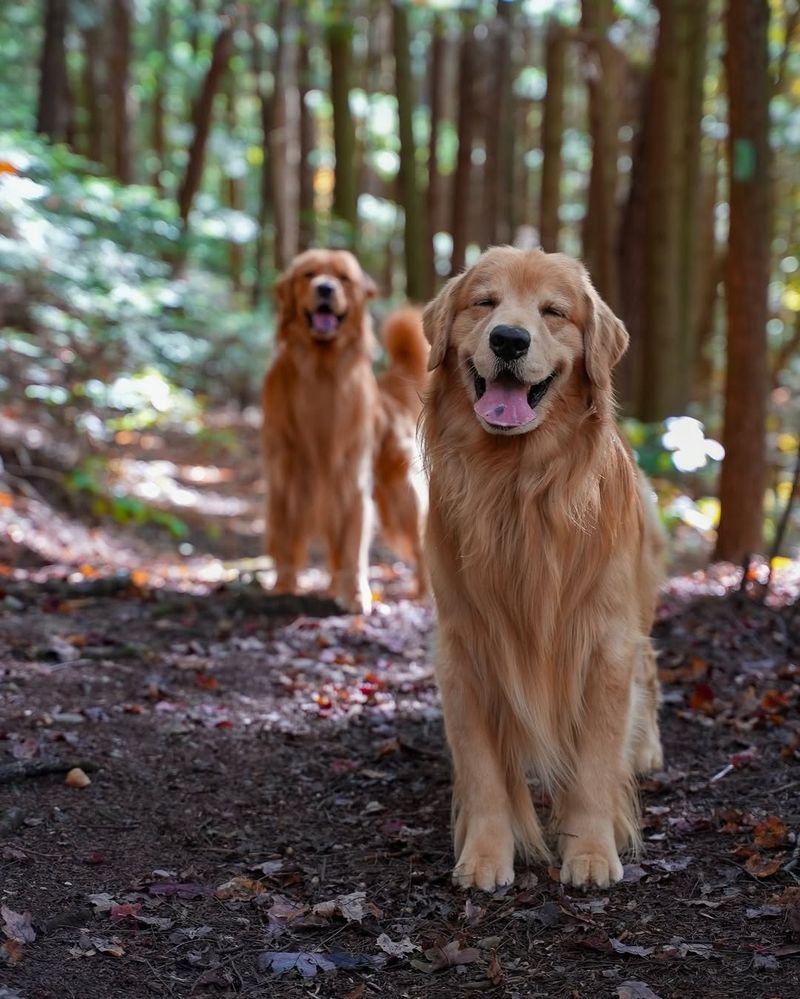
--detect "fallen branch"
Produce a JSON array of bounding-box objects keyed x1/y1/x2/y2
[{"x1": 0, "y1": 758, "x2": 98, "y2": 786}]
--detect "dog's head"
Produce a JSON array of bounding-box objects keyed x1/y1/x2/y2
[
  {"x1": 423, "y1": 247, "x2": 628, "y2": 435},
  {"x1": 275, "y1": 249, "x2": 377, "y2": 344}
]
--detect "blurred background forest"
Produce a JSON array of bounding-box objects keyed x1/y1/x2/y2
[{"x1": 0, "y1": 0, "x2": 798, "y2": 578}]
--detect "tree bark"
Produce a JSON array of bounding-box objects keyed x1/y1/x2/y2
[
  {"x1": 581, "y1": 0, "x2": 621, "y2": 308},
  {"x1": 715, "y1": 0, "x2": 771, "y2": 562},
  {"x1": 393, "y1": 1, "x2": 426, "y2": 301},
  {"x1": 450, "y1": 21, "x2": 477, "y2": 275},
  {"x1": 539, "y1": 20, "x2": 567, "y2": 253},
  {"x1": 270, "y1": 0, "x2": 301, "y2": 271},
  {"x1": 297, "y1": 36, "x2": 316, "y2": 252},
  {"x1": 251, "y1": 10, "x2": 274, "y2": 308},
  {"x1": 327, "y1": 13, "x2": 359, "y2": 246},
  {"x1": 426, "y1": 15, "x2": 446, "y2": 292},
  {"x1": 151, "y1": 1, "x2": 171, "y2": 193},
  {"x1": 483, "y1": 2, "x2": 515, "y2": 247},
  {"x1": 108, "y1": 0, "x2": 134, "y2": 183},
  {"x1": 177, "y1": 17, "x2": 234, "y2": 228},
  {"x1": 36, "y1": 0, "x2": 71, "y2": 144}
]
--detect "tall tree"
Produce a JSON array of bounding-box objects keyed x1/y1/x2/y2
[
  {"x1": 297, "y1": 35, "x2": 316, "y2": 252},
  {"x1": 36, "y1": 0, "x2": 70, "y2": 143},
  {"x1": 539, "y1": 19, "x2": 567, "y2": 253},
  {"x1": 327, "y1": 11, "x2": 359, "y2": 245},
  {"x1": 393, "y1": 1, "x2": 426, "y2": 301},
  {"x1": 715, "y1": 0, "x2": 771, "y2": 562},
  {"x1": 450, "y1": 20, "x2": 477, "y2": 274},
  {"x1": 581, "y1": 0, "x2": 621, "y2": 308},
  {"x1": 483, "y1": 2, "x2": 515, "y2": 247},
  {"x1": 80, "y1": 11, "x2": 106, "y2": 166},
  {"x1": 150, "y1": 1, "x2": 172, "y2": 193},
  {"x1": 176, "y1": 15, "x2": 234, "y2": 230},
  {"x1": 270, "y1": 0, "x2": 301, "y2": 271},
  {"x1": 426, "y1": 15, "x2": 447, "y2": 292},
  {"x1": 108, "y1": 0, "x2": 133, "y2": 183}
]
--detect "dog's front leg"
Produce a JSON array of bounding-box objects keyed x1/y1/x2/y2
[
  {"x1": 437, "y1": 632, "x2": 521, "y2": 891},
  {"x1": 265, "y1": 485, "x2": 306, "y2": 595},
  {"x1": 556, "y1": 652, "x2": 638, "y2": 889},
  {"x1": 328, "y1": 484, "x2": 374, "y2": 615}
]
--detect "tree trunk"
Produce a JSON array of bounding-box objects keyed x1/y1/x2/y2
[
  {"x1": 36, "y1": 0, "x2": 70, "y2": 143},
  {"x1": 426, "y1": 15, "x2": 446, "y2": 293},
  {"x1": 483, "y1": 2, "x2": 515, "y2": 247},
  {"x1": 450, "y1": 22, "x2": 476, "y2": 275},
  {"x1": 177, "y1": 17, "x2": 234, "y2": 229},
  {"x1": 151, "y1": 1, "x2": 171, "y2": 193},
  {"x1": 581, "y1": 0, "x2": 621, "y2": 308},
  {"x1": 327, "y1": 14, "x2": 359, "y2": 246},
  {"x1": 393, "y1": 1, "x2": 426, "y2": 301},
  {"x1": 539, "y1": 20, "x2": 567, "y2": 253},
  {"x1": 251, "y1": 11, "x2": 274, "y2": 308},
  {"x1": 270, "y1": 0, "x2": 301, "y2": 271},
  {"x1": 297, "y1": 36, "x2": 316, "y2": 252},
  {"x1": 715, "y1": 0, "x2": 771, "y2": 562},
  {"x1": 108, "y1": 0, "x2": 134, "y2": 183},
  {"x1": 223, "y1": 78, "x2": 243, "y2": 292},
  {"x1": 81, "y1": 16, "x2": 106, "y2": 167}
]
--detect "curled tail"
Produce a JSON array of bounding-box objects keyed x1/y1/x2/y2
[{"x1": 380, "y1": 306, "x2": 429, "y2": 412}]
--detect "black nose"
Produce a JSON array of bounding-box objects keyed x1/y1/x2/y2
[
  {"x1": 316, "y1": 281, "x2": 334, "y2": 299},
  {"x1": 489, "y1": 325, "x2": 530, "y2": 361}
]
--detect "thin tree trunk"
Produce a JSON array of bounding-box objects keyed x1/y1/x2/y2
[
  {"x1": 581, "y1": 0, "x2": 621, "y2": 308},
  {"x1": 297, "y1": 36, "x2": 316, "y2": 252},
  {"x1": 393, "y1": 1, "x2": 426, "y2": 301},
  {"x1": 36, "y1": 0, "x2": 70, "y2": 143},
  {"x1": 177, "y1": 17, "x2": 234, "y2": 229},
  {"x1": 81, "y1": 18, "x2": 105, "y2": 165},
  {"x1": 426, "y1": 15, "x2": 446, "y2": 292},
  {"x1": 108, "y1": 0, "x2": 133, "y2": 183},
  {"x1": 715, "y1": 0, "x2": 771, "y2": 562},
  {"x1": 539, "y1": 20, "x2": 567, "y2": 253},
  {"x1": 223, "y1": 78, "x2": 243, "y2": 292},
  {"x1": 270, "y1": 0, "x2": 301, "y2": 271},
  {"x1": 252, "y1": 10, "x2": 274, "y2": 306},
  {"x1": 484, "y1": 2, "x2": 515, "y2": 247},
  {"x1": 327, "y1": 14, "x2": 359, "y2": 245},
  {"x1": 450, "y1": 21, "x2": 476, "y2": 275},
  {"x1": 151, "y1": 1, "x2": 171, "y2": 193}
]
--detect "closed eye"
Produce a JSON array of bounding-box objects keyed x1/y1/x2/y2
[
  {"x1": 473, "y1": 297, "x2": 496, "y2": 308},
  {"x1": 303, "y1": 271, "x2": 316, "y2": 279},
  {"x1": 541, "y1": 305, "x2": 566, "y2": 319},
  {"x1": 338, "y1": 273, "x2": 351, "y2": 283}
]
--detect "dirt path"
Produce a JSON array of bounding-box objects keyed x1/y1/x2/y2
[{"x1": 1, "y1": 432, "x2": 799, "y2": 998}]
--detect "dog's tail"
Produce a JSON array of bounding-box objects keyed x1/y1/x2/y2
[{"x1": 382, "y1": 306, "x2": 429, "y2": 398}]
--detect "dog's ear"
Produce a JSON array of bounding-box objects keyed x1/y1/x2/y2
[
  {"x1": 582, "y1": 278, "x2": 629, "y2": 390},
  {"x1": 423, "y1": 274, "x2": 463, "y2": 371},
  {"x1": 274, "y1": 268, "x2": 296, "y2": 331},
  {"x1": 361, "y1": 270, "x2": 378, "y2": 300}
]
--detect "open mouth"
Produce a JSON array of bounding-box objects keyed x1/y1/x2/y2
[
  {"x1": 306, "y1": 304, "x2": 346, "y2": 338},
  {"x1": 471, "y1": 364, "x2": 557, "y2": 430}
]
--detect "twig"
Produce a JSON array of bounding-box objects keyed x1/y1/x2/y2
[{"x1": 0, "y1": 758, "x2": 98, "y2": 785}]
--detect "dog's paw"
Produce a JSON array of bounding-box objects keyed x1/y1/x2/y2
[
  {"x1": 559, "y1": 846, "x2": 623, "y2": 889},
  {"x1": 634, "y1": 738, "x2": 663, "y2": 774},
  {"x1": 453, "y1": 835, "x2": 515, "y2": 892}
]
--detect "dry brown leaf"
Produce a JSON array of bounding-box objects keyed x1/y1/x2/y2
[{"x1": 65, "y1": 767, "x2": 91, "y2": 788}]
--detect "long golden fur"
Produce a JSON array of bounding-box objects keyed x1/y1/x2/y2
[
  {"x1": 421, "y1": 247, "x2": 664, "y2": 890},
  {"x1": 262, "y1": 248, "x2": 428, "y2": 613}
]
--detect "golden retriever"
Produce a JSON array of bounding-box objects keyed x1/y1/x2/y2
[
  {"x1": 262, "y1": 248, "x2": 428, "y2": 613},
  {"x1": 421, "y1": 247, "x2": 664, "y2": 890}
]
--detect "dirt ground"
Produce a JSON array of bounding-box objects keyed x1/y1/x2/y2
[{"x1": 1, "y1": 425, "x2": 800, "y2": 999}]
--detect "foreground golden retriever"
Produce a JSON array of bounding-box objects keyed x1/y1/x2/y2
[
  {"x1": 262, "y1": 249, "x2": 428, "y2": 613},
  {"x1": 421, "y1": 247, "x2": 663, "y2": 890}
]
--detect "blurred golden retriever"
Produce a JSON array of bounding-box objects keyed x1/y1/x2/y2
[
  {"x1": 421, "y1": 247, "x2": 663, "y2": 890},
  {"x1": 262, "y1": 248, "x2": 428, "y2": 613}
]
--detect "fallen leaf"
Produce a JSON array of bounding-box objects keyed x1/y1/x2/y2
[
  {"x1": 753, "y1": 816, "x2": 789, "y2": 849},
  {"x1": 412, "y1": 939, "x2": 481, "y2": 973},
  {"x1": 462, "y1": 899, "x2": 485, "y2": 926},
  {"x1": 258, "y1": 951, "x2": 336, "y2": 978},
  {"x1": 215, "y1": 876, "x2": 266, "y2": 900},
  {"x1": 753, "y1": 953, "x2": 780, "y2": 971},
  {"x1": 486, "y1": 950, "x2": 504, "y2": 985},
  {"x1": 746, "y1": 905, "x2": 783, "y2": 919},
  {"x1": 689, "y1": 682, "x2": 715, "y2": 714},
  {"x1": 65, "y1": 767, "x2": 91, "y2": 788},
  {"x1": 313, "y1": 890, "x2": 367, "y2": 923},
  {"x1": 0, "y1": 940, "x2": 23, "y2": 965},
  {"x1": 610, "y1": 938, "x2": 654, "y2": 957},
  {"x1": 617, "y1": 983, "x2": 664, "y2": 999},
  {"x1": 88, "y1": 893, "x2": 117, "y2": 913},
  {"x1": 377, "y1": 932, "x2": 418, "y2": 957},
  {"x1": 513, "y1": 901, "x2": 561, "y2": 927},
  {"x1": 149, "y1": 881, "x2": 211, "y2": 898},
  {"x1": 110, "y1": 903, "x2": 141, "y2": 920},
  {"x1": 1, "y1": 906, "x2": 35, "y2": 944},
  {"x1": 745, "y1": 853, "x2": 785, "y2": 878},
  {"x1": 344, "y1": 986, "x2": 366, "y2": 999}
]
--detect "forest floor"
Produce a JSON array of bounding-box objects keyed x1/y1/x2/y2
[{"x1": 1, "y1": 414, "x2": 800, "y2": 999}]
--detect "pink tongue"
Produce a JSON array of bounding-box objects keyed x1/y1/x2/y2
[
  {"x1": 312, "y1": 310, "x2": 338, "y2": 334},
  {"x1": 474, "y1": 380, "x2": 535, "y2": 428}
]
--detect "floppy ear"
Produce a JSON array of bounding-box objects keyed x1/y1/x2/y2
[
  {"x1": 582, "y1": 279, "x2": 629, "y2": 390},
  {"x1": 274, "y1": 269, "x2": 296, "y2": 331},
  {"x1": 361, "y1": 271, "x2": 378, "y2": 300},
  {"x1": 423, "y1": 274, "x2": 463, "y2": 371}
]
